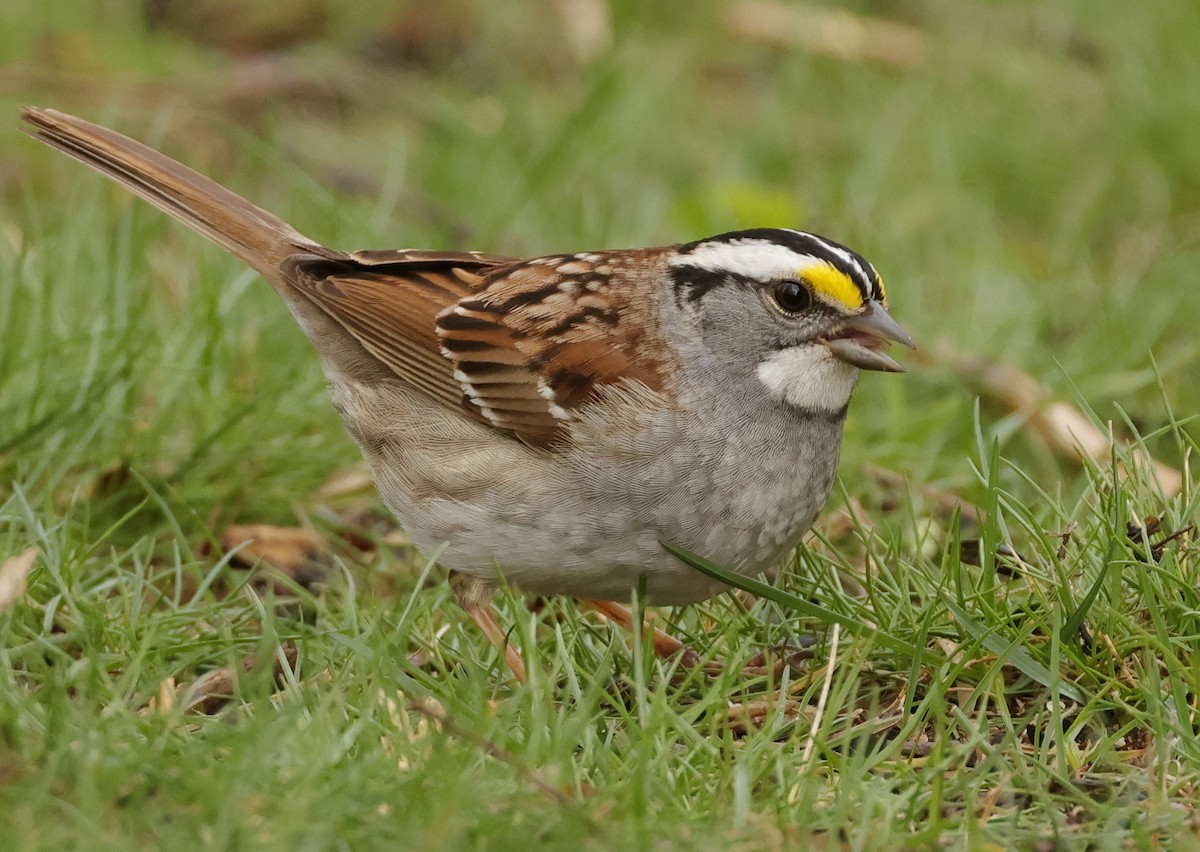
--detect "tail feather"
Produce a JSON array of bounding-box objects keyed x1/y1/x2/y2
[
  {"x1": 20, "y1": 106, "x2": 330, "y2": 279},
  {"x1": 20, "y1": 106, "x2": 399, "y2": 384}
]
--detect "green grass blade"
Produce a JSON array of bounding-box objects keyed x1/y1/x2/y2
[
  {"x1": 942, "y1": 598, "x2": 1086, "y2": 703},
  {"x1": 661, "y1": 541, "x2": 932, "y2": 660}
]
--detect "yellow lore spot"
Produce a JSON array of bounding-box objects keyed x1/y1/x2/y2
[{"x1": 801, "y1": 262, "x2": 863, "y2": 311}]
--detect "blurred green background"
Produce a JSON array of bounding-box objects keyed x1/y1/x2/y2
[{"x1": 3, "y1": 1, "x2": 1200, "y2": 846}]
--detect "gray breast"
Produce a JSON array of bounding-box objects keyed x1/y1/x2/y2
[{"x1": 552, "y1": 377, "x2": 847, "y2": 604}]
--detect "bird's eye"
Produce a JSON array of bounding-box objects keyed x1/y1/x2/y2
[{"x1": 771, "y1": 280, "x2": 812, "y2": 314}]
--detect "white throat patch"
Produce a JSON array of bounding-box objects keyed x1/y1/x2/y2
[{"x1": 756, "y1": 345, "x2": 857, "y2": 412}]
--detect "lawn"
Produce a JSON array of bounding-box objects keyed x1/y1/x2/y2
[{"x1": 2, "y1": 0, "x2": 1199, "y2": 848}]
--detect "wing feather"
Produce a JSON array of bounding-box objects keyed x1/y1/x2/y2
[{"x1": 282, "y1": 248, "x2": 678, "y2": 448}]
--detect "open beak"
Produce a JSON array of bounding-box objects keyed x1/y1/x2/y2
[{"x1": 821, "y1": 300, "x2": 915, "y2": 373}]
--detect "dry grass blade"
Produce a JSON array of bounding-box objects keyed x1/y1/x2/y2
[
  {"x1": 176, "y1": 641, "x2": 299, "y2": 714},
  {"x1": 927, "y1": 343, "x2": 1184, "y2": 498},
  {"x1": 552, "y1": 0, "x2": 612, "y2": 63},
  {"x1": 726, "y1": 697, "x2": 807, "y2": 735},
  {"x1": 221, "y1": 524, "x2": 325, "y2": 568},
  {"x1": 725, "y1": 0, "x2": 931, "y2": 68},
  {"x1": 220, "y1": 523, "x2": 329, "y2": 589},
  {"x1": 0, "y1": 548, "x2": 37, "y2": 613},
  {"x1": 802, "y1": 623, "x2": 840, "y2": 764}
]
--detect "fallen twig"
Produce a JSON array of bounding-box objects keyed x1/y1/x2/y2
[
  {"x1": 926, "y1": 343, "x2": 1184, "y2": 498},
  {"x1": 725, "y1": 1, "x2": 931, "y2": 68}
]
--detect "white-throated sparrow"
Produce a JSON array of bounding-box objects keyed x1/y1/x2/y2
[{"x1": 22, "y1": 108, "x2": 913, "y2": 676}]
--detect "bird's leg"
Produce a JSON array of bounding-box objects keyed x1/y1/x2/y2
[
  {"x1": 451, "y1": 573, "x2": 527, "y2": 683},
  {"x1": 582, "y1": 599, "x2": 718, "y2": 673}
]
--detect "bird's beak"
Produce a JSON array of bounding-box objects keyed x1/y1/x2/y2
[{"x1": 821, "y1": 300, "x2": 916, "y2": 373}]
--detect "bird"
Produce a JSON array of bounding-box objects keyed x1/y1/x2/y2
[{"x1": 21, "y1": 106, "x2": 913, "y2": 680}]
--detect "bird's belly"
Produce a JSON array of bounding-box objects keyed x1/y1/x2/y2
[
  {"x1": 395, "y1": 486, "x2": 829, "y2": 606},
  {"x1": 334, "y1": 379, "x2": 844, "y2": 606}
]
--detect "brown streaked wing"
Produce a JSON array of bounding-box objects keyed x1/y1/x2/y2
[
  {"x1": 347, "y1": 249, "x2": 517, "y2": 267},
  {"x1": 284, "y1": 252, "x2": 506, "y2": 413},
  {"x1": 435, "y1": 251, "x2": 678, "y2": 447}
]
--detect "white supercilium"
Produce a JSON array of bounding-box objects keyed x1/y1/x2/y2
[{"x1": 670, "y1": 236, "x2": 859, "y2": 284}]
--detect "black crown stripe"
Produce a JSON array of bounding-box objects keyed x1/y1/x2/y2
[{"x1": 676, "y1": 228, "x2": 880, "y2": 302}]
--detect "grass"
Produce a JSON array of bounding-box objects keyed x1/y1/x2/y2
[{"x1": 2, "y1": 0, "x2": 1200, "y2": 847}]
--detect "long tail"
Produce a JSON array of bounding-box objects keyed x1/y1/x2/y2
[{"x1": 20, "y1": 107, "x2": 327, "y2": 279}]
